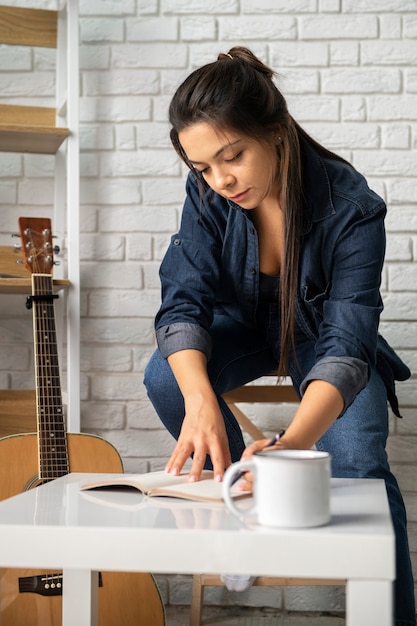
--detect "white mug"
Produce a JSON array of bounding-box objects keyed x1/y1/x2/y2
[{"x1": 222, "y1": 449, "x2": 331, "y2": 528}]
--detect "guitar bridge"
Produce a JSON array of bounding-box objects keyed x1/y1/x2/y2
[{"x1": 18, "y1": 572, "x2": 103, "y2": 597}]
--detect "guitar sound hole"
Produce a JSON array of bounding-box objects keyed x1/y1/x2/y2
[{"x1": 24, "y1": 476, "x2": 50, "y2": 491}]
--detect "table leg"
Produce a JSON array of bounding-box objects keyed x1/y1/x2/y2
[
  {"x1": 346, "y1": 579, "x2": 393, "y2": 626},
  {"x1": 62, "y1": 569, "x2": 99, "y2": 626}
]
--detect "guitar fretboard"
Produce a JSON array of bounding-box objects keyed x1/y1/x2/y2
[{"x1": 32, "y1": 273, "x2": 69, "y2": 480}]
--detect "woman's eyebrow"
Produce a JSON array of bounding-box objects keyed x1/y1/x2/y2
[{"x1": 189, "y1": 139, "x2": 242, "y2": 165}]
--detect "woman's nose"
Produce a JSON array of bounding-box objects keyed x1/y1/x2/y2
[{"x1": 213, "y1": 168, "x2": 234, "y2": 190}]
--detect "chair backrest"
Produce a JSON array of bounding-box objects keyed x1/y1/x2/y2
[{"x1": 222, "y1": 374, "x2": 299, "y2": 441}]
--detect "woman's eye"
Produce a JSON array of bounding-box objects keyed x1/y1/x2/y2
[
  {"x1": 194, "y1": 166, "x2": 209, "y2": 175},
  {"x1": 225, "y1": 152, "x2": 242, "y2": 163}
]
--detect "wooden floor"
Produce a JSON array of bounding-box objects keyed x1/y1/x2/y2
[{"x1": 165, "y1": 606, "x2": 344, "y2": 626}]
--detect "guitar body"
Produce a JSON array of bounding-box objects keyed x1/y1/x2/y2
[{"x1": 0, "y1": 432, "x2": 166, "y2": 625}]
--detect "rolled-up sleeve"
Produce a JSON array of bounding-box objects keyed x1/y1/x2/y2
[
  {"x1": 156, "y1": 322, "x2": 212, "y2": 360},
  {"x1": 300, "y1": 355, "x2": 368, "y2": 412}
]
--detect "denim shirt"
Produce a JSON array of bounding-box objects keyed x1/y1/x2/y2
[{"x1": 155, "y1": 142, "x2": 410, "y2": 416}]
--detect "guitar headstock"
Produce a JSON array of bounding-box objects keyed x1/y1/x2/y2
[{"x1": 18, "y1": 217, "x2": 54, "y2": 275}]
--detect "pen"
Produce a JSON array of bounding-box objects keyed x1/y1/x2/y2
[{"x1": 230, "y1": 429, "x2": 286, "y2": 486}]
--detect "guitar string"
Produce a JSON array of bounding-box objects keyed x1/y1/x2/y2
[
  {"x1": 25, "y1": 226, "x2": 70, "y2": 590},
  {"x1": 39, "y1": 274, "x2": 67, "y2": 479},
  {"x1": 32, "y1": 246, "x2": 67, "y2": 586},
  {"x1": 31, "y1": 236, "x2": 68, "y2": 481}
]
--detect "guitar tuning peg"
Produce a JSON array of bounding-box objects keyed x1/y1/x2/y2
[
  {"x1": 54, "y1": 260, "x2": 61, "y2": 266},
  {"x1": 54, "y1": 245, "x2": 60, "y2": 255},
  {"x1": 13, "y1": 244, "x2": 22, "y2": 252}
]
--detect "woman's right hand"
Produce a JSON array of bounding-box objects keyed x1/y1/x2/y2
[
  {"x1": 165, "y1": 349, "x2": 232, "y2": 482},
  {"x1": 165, "y1": 390, "x2": 232, "y2": 482}
]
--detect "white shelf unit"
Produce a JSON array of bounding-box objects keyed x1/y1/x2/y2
[{"x1": 0, "y1": 0, "x2": 80, "y2": 433}]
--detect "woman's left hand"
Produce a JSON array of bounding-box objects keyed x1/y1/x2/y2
[{"x1": 238, "y1": 436, "x2": 288, "y2": 492}]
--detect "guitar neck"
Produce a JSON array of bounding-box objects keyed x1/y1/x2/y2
[{"x1": 32, "y1": 273, "x2": 69, "y2": 481}]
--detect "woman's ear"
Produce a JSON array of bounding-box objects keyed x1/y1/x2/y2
[{"x1": 274, "y1": 130, "x2": 283, "y2": 145}]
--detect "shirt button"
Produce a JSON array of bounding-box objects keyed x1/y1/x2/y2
[
  {"x1": 173, "y1": 239, "x2": 181, "y2": 246},
  {"x1": 249, "y1": 227, "x2": 255, "y2": 235},
  {"x1": 250, "y1": 268, "x2": 256, "y2": 275}
]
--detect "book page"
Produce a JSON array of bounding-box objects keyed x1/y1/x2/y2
[
  {"x1": 80, "y1": 470, "x2": 215, "y2": 495},
  {"x1": 80, "y1": 470, "x2": 245, "y2": 503},
  {"x1": 151, "y1": 476, "x2": 245, "y2": 502}
]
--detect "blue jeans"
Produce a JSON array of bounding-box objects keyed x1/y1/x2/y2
[{"x1": 144, "y1": 314, "x2": 416, "y2": 625}]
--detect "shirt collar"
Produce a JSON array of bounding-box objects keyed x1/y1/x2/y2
[{"x1": 300, "y1": 139, "x2": 335, "y2": 235}]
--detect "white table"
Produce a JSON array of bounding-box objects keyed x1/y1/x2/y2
[{"x1": 0, "y1": 474, "x2": 394, "y2": 626}]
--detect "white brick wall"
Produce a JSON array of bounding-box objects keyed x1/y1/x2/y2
[{"x1": 1, "y1": 0, "x2": 416, "y2": 619}]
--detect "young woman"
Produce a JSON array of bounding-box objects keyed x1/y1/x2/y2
[{"x1": 144, "y1": 47, "x2": 415, "y2": 624}]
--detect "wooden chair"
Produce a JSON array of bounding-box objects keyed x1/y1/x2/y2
[
  {"x1": 222, "y1": 374, "x2": 299, "y2": 441},
  {"x1": 189, "y1": 375, "x2": 345, "y2": 626},
  {"x1": 190, "y1": 575, "x2": 346, "y2": 626}
]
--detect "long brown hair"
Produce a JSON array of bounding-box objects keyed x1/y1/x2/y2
[{"x1": 169, "y1": 46, "x2": 348, "y2": 375}]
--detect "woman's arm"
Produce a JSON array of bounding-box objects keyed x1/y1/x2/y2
[
  {"x1": 243, "y1": 379, "x2": 344, "y2": 462},
  {"x1": 165, "y1": 349, "x2": 232, "y2": 482},
  {"x1": 281, "y1": 379, "x2": 344, "y2": 449}
]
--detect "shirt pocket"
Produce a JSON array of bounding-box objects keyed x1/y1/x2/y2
[{"x1": 302, "y1": 280, "x2": 332, "y2": 326}]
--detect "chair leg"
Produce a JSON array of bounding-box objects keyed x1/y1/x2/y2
[
  {"x1": 190, "y1": 574, "x2": 205, "y2": 626},
  {"x1": 226, "y1": 402, "x2": 266, "y2": 440}
]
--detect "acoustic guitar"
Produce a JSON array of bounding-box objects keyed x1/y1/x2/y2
[{"x1": 0, "y1": 217, "x2": 165, "y2": 625}]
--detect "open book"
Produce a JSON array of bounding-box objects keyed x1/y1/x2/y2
[{"x1": 80, "y1": 470, "x2": 246, "y2": 504}]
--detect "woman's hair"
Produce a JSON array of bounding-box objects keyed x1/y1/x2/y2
[{"x1": 169, "y1": 46, "x2": 348, "y2": 376}]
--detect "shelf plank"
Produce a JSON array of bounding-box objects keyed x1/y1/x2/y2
[
  {"x1": 0, "y1": 390, "x2": 37, "y2": 438},
  {"x1": 0, "y1": 6, "x2": 57, "y2": 48},
  {"x1": 0, "y1": 278, "x2": 69, "y2": 294},
  {"x1": 0, "y1": 127, "x2": 69, "y2": 154},
  {"x1": 0, "y1": 105, "x2": 69, "y2": 154},
  {"x1": 0, "y1": 105, "x2": 56, "y2": 126},
  {"x1": 0, "y1": 246, "x2": 69, "y2": 293},
  {"x1": 0, "y1": 245, "x2": 30, "y2": 278}
]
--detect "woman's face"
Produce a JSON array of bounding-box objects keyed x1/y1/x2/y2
[{"x1": 178, "y1": 122, "x2": 279, "y2": 210}]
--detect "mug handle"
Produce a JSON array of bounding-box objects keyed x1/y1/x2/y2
[{"x1": 222, "y1": 459, "x2": 256, "y2": 519}]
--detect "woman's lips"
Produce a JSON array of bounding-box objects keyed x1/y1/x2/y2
[{"x1": 229, "y1": 189, "x2": 249, "y2": 203}]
